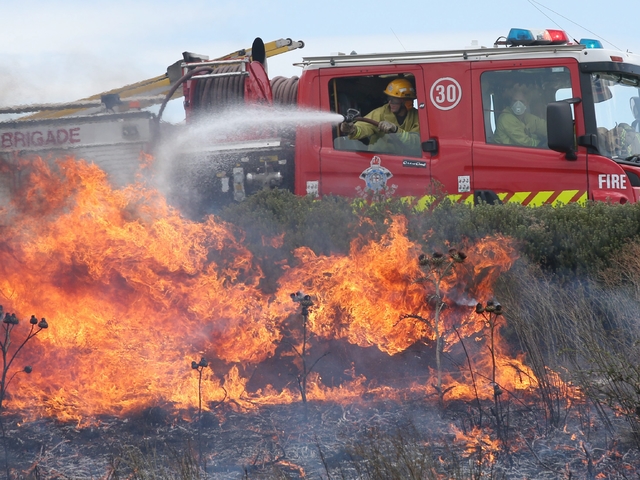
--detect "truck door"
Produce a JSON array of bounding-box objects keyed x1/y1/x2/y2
[
  {"x1": 421, "y1": 62, "x2": 474, "y2": 204},
  {"x1": 316, "y1": 67, "x2": 431, "y2": 200},
  {"x1": 470, "y1": 60, "x2": 588, "y2": 205}
]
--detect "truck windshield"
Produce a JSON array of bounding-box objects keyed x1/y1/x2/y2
[{"x1": 591, "y1": 72, "x2": 640, "y2": 159}]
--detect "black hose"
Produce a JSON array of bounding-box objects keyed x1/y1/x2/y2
[
  {"x1": 156, "y1": 63, "x2": 249, "y2": 126},
  {"x1": 156, "y1": 65, "x2": 213, "y2": 123},
  {"x1": 150, "y1": 65, "x2": 214, "y2": 153}
]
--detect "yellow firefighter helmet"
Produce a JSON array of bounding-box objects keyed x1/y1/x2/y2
[{"x1": 384, "y1": 78, "x2": 416, "y2": 99}]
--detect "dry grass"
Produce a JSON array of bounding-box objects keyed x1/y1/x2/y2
[
  {"x1": 495, "y1": 248, "x2": 640, "y2": 448},
  {"x1": 107, "y1": 445, "x2": 201, "y2": 480}
]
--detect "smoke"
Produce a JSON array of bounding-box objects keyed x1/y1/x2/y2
[
  {"x1": 0, "y1": 50, "x2": 154, "y2": 110},
  {"x1": 151, "y1": 104, "x2": 343, "y2": 198}
]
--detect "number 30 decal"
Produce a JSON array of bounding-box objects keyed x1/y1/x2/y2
[{"x1": 430, "y1": 77, "x2": 462, "y2": 111}]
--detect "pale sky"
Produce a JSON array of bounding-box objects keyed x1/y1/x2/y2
[{"x1": 2, "y1": 0, "x2": 639, "y2": 122}]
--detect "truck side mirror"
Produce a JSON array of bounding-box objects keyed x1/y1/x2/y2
[{"x1": 547, "y1": 101, "x2": 577, "y2": 160}]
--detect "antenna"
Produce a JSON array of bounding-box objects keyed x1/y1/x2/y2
[
  {"x1": 526, "y1": 0, "x2": 621, "y2": 50},
  {"x1": 390, "y1": 28, "x2": 407, "y2": 52}
]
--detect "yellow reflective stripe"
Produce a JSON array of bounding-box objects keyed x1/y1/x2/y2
[
  {"x1": 527, "y1": 191, "x2": 554, "y2": 206},
  {"x1": 508, "y1": 192, "x2": 531, "y2": 204},
  {"x1": 552, "y1": 190, "x2": 579, "y2": 206},
  {"x1": 447, "y1": 193, "x2": 474, "y2": 204},
  {"x1": 391, "y1": 190, "x2": 587, "y2": 211},
  {"x1": 415, "y1": 195, "x2": 435, "y2": 211}
]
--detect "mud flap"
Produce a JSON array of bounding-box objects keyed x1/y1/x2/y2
[{"x1": 474, "y1": 190, "x2": 502, "y2": 205}]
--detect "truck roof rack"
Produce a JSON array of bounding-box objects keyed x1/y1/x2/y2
[{"x1": 295, "y1": 44, "x2": 587, "y2": 68}]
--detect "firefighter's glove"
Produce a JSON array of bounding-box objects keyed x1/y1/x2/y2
[
  {"x1": 340, "y1": 122, "x2": 355, "y2": 135},
  {"x1": 378, "y1": 121, "x2": 398, "y2": 134}
]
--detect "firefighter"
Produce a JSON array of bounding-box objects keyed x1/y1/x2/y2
[
  {"x1": 598, "y1": 123, "x2": 640, "y2": 158},
  {"x1": 339, "y1": 78, "x2": 421, "y2": 155},
  {"x1": 493, "y1": 87, "x2": 547, "y2": 148}
]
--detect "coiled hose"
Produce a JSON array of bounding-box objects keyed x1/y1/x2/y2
[
  {"x1": 156, "y1": 67, "x2": 300, "y2": 126},
  {"x1": 270, "y1": 76, "x2": 299, "y2": 106}
]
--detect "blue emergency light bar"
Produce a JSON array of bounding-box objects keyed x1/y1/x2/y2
[
  {"x1": 505, "y1": 28, "x2": 570, "y2": 46},
  {"x1": 579, "y1": 38, "x2": 603, "y2": 49}
]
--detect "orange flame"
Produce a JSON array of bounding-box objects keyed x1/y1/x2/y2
[{"x1": 0, "y1": 156, "x2": 534, "y2": 422}]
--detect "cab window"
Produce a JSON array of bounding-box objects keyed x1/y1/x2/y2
[
  {"x1": 481, "y1": 67, "x2": 572, "y2": 149},
  {"x1": 591, "y1": 73, "x2": 640, "y2": 159},
  {"x1": 329, "y1": 74, "x2": 422, "y2": 157}
]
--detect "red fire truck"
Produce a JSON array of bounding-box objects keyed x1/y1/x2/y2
[
  {"x1": 2, "y1": 30, "x2": 640, "y2": 219},
  {"x1": 0, "y1": 37, "x2": 304, "y2": 203},
  {"x1": 164, "y1": 28, "x2": 640, "y2": 218}
]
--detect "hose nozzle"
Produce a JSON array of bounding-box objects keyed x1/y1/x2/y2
[{"x1": 343, "y1": 108, "x2": 361, "y2": 123}]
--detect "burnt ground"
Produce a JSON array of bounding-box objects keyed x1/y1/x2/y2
[{"x1": 2, "y1": 392, "x2": 640, "y2": 480}]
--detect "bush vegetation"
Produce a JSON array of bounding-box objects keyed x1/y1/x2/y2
[
  {"x1": 25, "y1": 190, "x2": 640, "y2": 479},
  {"x1": 220, "y1": 191, "x2": 640, "y2": 278},
  {"x1": 220, "y1": 190, "x2": 640, "y2": 452}
]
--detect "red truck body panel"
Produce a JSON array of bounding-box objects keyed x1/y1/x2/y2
[
  {"x1": 4, "y1": 36, "x2": 640, "y2": 220},
  {"x1": 287, "y1": 47, "x2": 640, "y2": 207},
  {"x1": 152, "y1": 38, "x2": 640, "y2": 218}
]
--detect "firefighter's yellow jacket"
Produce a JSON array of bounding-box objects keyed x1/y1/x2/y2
[
  {"x1": 348, "y1": 104, "x2": 421, "y2": 155},
  {"x1": 494, "y1": 108, "x2": 547, "y2": 147}
]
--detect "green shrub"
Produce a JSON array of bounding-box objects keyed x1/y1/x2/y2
[
  {"x1": 408, "y1": 200, "x2": 640, "y2": 277},
  {"x1": 219, "y1": 189, "x2": 640, "y2": 279},
  {"x1": 219, "y1": 189, "x2": 358, "y2": 257}
]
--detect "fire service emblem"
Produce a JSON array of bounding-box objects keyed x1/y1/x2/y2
[{"x1": 357, "y1": 156, "x2": 397, "y2": 200}]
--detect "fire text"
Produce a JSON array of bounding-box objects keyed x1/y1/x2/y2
[{"x1": 598, "y1": 173, "x2": 627, "y2": 190}]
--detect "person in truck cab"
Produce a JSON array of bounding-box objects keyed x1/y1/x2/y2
[
  {"x1": 339, "y1": 78, "x2": 421, "y2": 155},
  {"x1": 493, "y1": 86, "x2": 547, "y2": 148},
  {"x1": 598, "y1": 124, "x2": 640, "y2": 158}
]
